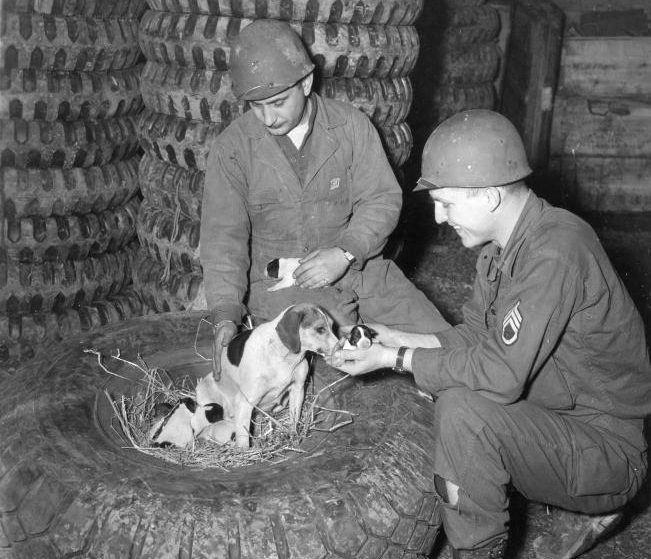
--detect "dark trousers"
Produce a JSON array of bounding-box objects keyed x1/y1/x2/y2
[{"x1": 433, "y1": 388, "x2": 647, "y2": 550}]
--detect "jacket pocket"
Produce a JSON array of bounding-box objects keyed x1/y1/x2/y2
[
  {"x1": 525, "y1": 356, "x2": 575, "y2": 411},
  {"x1": 248, "y1": 194, "x2": 297, "y2": 241}
]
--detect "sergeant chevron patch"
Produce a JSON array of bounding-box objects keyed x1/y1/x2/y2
[{"x1": 502, "y1": 301, "x2": 522, "y2": 345}]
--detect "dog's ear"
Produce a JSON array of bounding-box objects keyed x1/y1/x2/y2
[
  {"x1": 226, "y1": 329, "x2": 254, "y2": 366},
  {"x1": 276, "y1": 306, "x2": 303, "y2": 353}
]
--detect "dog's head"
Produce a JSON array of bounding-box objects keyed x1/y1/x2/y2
[
  {"x1": 265, "y1": 258, "x2": 280, "y2": 279},
  {"x1": 346, "y1": 325, "x2": 377, "y2": 349},
  {"x1": 265, "y1": 258, "x2": 300, "y2": 279},
  {"x1": 275, "y1": 304, "x2": 338, "y2": 356}
]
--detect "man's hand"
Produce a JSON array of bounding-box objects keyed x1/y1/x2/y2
[
  {"x1": 211, "y1": 320, "x2": 238, "y2": 379},
  {"x1": 294, "y1": 248, "x2": 351, "y2": 289},
  {"x1": 328, "y1": 344, "x2": 396, "y2": 376}
]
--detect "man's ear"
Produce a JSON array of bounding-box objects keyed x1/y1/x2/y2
[
  {"x1": 302, "y1": 73, "x2": 314, "y2": 96},
  {"x1": 276, "y1": 307, "x2": 303, "y2": 353},
  {"x1": 485, "y1": 187, "x2": 502, "y2": 212}
]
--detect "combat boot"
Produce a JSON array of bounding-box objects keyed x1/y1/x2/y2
[
  {"x1": 451, "y1": 536, "x2": 507, "y2": 559},
  {"x1": 532, "y1": 508, "x2": 623, "y2": 559}
]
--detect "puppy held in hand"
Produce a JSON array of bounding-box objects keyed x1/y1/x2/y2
[
  {"x1": 196, "y1": 303, "x2": 339, "y2": 448},
  {"x1": 265, "y1": 257, "x2": 301, "y2": 291},
  {"x1": 329, "y1": 324, "x2": 378, "y2": 369},
  {"x1": 342, "y1": 325, "x2": 377, "y2": 349}
]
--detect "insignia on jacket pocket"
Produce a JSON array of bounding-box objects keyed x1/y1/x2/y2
[
  {"x1": 502, "y1": 301, "x2": 522, "y2": 345},
  {"x1": 329, "y1": 177, "x2": 341, "y2": 190}
]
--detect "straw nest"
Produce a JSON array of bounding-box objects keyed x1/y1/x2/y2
[{"x1": 87, "y1": 348, "x2": 353, "y2": 471}]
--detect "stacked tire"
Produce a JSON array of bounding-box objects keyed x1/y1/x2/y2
[
  {"x1": 409, "y1": 0, "x2": 501, "y2": 154},
  {"x1": 134, "y1": 0, "x2": 425, "y2": 312},
  {"x1": 0, "y1": 0, "x2": 149, "y2": 370}
]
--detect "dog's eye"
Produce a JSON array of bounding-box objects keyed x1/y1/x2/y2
[{"x1": 316, "y1": 326, "x2": 327, "y2": 334}]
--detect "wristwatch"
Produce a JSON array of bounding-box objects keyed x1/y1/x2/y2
[
  {"x1": 393, "y1": 346, "x2": 409, "y2": 373},
  {"x1": 339, "y1": 248, "x2": 356, "y2": 264}
]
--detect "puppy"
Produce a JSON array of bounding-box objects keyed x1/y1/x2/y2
[
  {"x1": 149, "y1": 398, "x2": 224, "y2": 448},
  {"x1": 265, "y1": 257, "x2": 301, "y2": 291},
  {"x1": 342, "y1": 324, "x2": 377, "y2": 350},
  {"x1": 195, "y1": 303, "x2": 338, "y2": 448}
]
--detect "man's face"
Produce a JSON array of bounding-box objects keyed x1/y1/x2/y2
[
  {"x1": 429, "y1": 187, "x2": 495, "y2": 248},
  {"x1": 249, "y1": 76, "x2": 311, "y2": 136}
]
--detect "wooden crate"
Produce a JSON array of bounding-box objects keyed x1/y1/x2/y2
[
  {"x1": 558, "y1": 37, "x2": 651, "y2": 99},
  {"x1": 551, "y1": 96, "x2": 651, "y2": 157},
  {"x1": 550, "y1": 155, "x2": 651, "y2": 213}
]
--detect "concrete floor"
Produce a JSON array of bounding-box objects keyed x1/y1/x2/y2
[{"x1": 396, "y1": 193, "x2": 651, "y2": 559}]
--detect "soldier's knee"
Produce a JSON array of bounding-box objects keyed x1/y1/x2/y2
[
  {"x1": 434, "y1": 388, "x2": 502, "y2": 449},
  {"x1": 435, "y1": 388, "x2": 482, "y2": 428}
]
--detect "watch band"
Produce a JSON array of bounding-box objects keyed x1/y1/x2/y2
[{"x1": 393, "y1": 346, "x2": 409, "y2": 373}]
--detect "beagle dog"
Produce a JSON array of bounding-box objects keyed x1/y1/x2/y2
[
  {"x1": 265, "y1": 257, "x2": 301, "y2": 291},
  {"x1": 195, "y1": 303, "x2": 339, "y2": 448}
]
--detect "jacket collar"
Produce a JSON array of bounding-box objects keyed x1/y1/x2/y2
[
  {"x1": 239, "y1": 92, "x2": 347, "y2": 139},
  {"x1": 240, "y1": 93, "x2": 347, "y2": 193},
  {"x1": 492, "y1": 190, "x2": 545, "y2": 279}
]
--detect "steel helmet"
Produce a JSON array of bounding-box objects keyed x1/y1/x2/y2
[
  {"x1": 415, "y1": 109, "x2": 532, "y2": 190},
  {"x1": 230, "y1": 20, "x2": 315, "y2": 101}
]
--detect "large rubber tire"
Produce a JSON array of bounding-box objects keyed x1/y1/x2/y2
[
  {"x1": 0, "y1": 311, "x2": 442, "y2": 557},
  {"x1": 0, "y1": 242, "x2": 136, "y2": 315},
  {"x1": 139, "y1": 61, "x2": 245, "y2": 124},
  {"x1": 138, "y1": 11, "x2": 419, "y2": 78},
  {"x1": 136, "y1": 202, "x2": 201, "y2": 274},
  {"x1": 439, "y1": 0, "x2": 485, "y2": 5},
  {"x1": 430, "y1": 82, "x2": 496, "y2": 125},
  {"x1": 137, "y1": 109, "x2": 220, "y2": 171},
  {"x1": 138, "y1": 153, "x2": 203, "y2": 220},
  {"x1": 0, "y1": 288, "x2": 149, "y2": 370},
  {"x1": 2, "y1": 197, "x2": 140, "y2": 264},
  {"x1": 3, "y1": 0, "x2": 148, "y2": 17},
  {"x1": 435, "y1": 5, "x2": 500, "y2": 49},
  {"x1": 1, "y1": 14, "x2": 141, "y2": 72},
  {"x1": 1, "y1": 157, "x2": 141, "y2": 219},
  {"x1": 317, "y1": 76, "x2": 412, "y2": 128},
  {"x1": 145, "y1": 0, "x2": 424, "y2": 25},
  {"x1": 0, "y1": 115, "x2": 140, "y2": 169},
  {"x1": 0, "y1": 66, "x2": 144, "y2": 121},
  {"x1": 432, "y1": 41, "x2": 500, "y2": 85},
  {"x1": 378, "y1": 121, "x2": 413, "y2": 168},
  {"x1": 141, "y1": 61, "x2": 412, "y2": 129},
  {"x1": 132, "y1": 251, "x2": 205, "y2": 312}
]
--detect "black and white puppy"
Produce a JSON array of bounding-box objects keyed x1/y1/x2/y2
[
  {"x1": 342, "y1": 324, "x2": 378, "y2": 350},
  {"x1": 195, "y1": 303, "x2": 339, "y2": 448},
  {"x1": 265, "y1": 257, "x2": 301, "y2": 291},
  {"x1": 149, "y1": 398, "x2": 224, "y2": 449}
]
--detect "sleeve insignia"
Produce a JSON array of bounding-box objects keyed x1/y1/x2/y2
[{"x1": 502, "y1": 301, "x2": 522, "y2": 345}]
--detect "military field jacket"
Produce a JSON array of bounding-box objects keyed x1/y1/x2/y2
[
  {"x1": 412, "y1": 193, "x2": 651, "y2": 439},
  {"x1": 200, "y1": 94, "x2": 402, "y2": 323}
]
